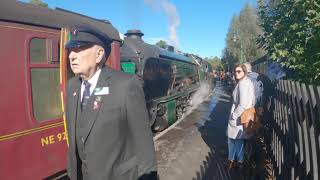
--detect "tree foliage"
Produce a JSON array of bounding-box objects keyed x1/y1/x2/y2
[
  {"x1": 30, "y1": 0, "x2": 48, "y2": 8},
  {"x1": 205, "y1": 56, "x2": 221, "y2": 70},
  {"x1": 222, "y1": 4, "x2": 265, "y2": 72},
  {"x1": 258, "y1": 0, "x2": 320, "y2": 84},
  {"x1": 221, "y1": 48, "x2": 237, "y2": 72},
  {"x1": 155, "y1": 40, "x2": 167, "y2": 48}
]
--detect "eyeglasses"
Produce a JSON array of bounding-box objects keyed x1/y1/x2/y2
[{"x1": 235, "y1": 70, "x2": 243, "y2": 74}]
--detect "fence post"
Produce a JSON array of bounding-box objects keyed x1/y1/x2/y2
[{"x1": 268, "y1": 80, "x2": 320, "y2": 179}]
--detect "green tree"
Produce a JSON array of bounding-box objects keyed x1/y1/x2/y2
[
  {"x1": 221, "y1": 49, "x2": 237, "y2": 72},
  {"x1": 258, "y1": 0, "x2": 320, "y2": 84},
  {"x1": 30, "y1": 0, "x2": 48, "y2": 8},
  {"x1": 217, "y1": 64, "x2": 225, "y2": 71},
  {"x1": 155, "y1": 40, "x2": 167, "y2": 48},
  {"x1": 222, "y1": 3, "x2": 265, "y2": 71},
  {"x1": 206, "y1": 56, "x2": 221, "y2": 70}
]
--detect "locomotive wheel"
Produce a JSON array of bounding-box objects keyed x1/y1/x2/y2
[{"x1": 152, "y1": 116, "x2": 168, "y2": 132}]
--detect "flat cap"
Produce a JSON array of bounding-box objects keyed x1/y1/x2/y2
[{"x1": 65, "y1": 24, "x2": 112, "y2": 50}]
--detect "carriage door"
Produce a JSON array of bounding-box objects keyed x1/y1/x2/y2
[{"x1": 27, "y1": 26, "x2": 68, "y2": 179}]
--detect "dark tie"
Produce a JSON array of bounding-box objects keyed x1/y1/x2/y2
[{"x1": 81, "y1": 80, "x2": 91, "y2": 110}]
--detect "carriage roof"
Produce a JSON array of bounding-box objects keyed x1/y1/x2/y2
[{"x1": 0, "y1": 0, "x2": 120, "y2": 41}]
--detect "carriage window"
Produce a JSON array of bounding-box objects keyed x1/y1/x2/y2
[
  {"x1": 30, "y1": 38, "x2": 47, "y2": 63},
  {"x1": 30, "y1": 68, "x2": 63, "y2": 121}
]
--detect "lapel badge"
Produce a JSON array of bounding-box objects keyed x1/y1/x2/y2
[
  {"x1": 93, "y1": 100, "x2": 101, "y2": 110},
  {"x1": 72, "y1": 29, "x2": 78, "y2": 36},
  {"x1": 93, "y1": 96, "x2": 102, "y2": 110},
  {"x1": 73, "y1": 92, "x2": 77, "y2": 96}
]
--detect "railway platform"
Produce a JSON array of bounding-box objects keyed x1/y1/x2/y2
[{"x1": 155, "y1": 82, "x2": 242, "y2": 180}]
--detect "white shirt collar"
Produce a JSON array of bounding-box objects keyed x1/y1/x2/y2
[
  {"x1": 86, "y1": 68, "x2": 101, "y2": 87},
  {"x1": 80, "y1": 69, "x2": 102, "y2": 100}
]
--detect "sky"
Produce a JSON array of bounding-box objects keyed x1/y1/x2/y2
[{"x1": 21, "y1": 0, "x2": 256, "y2": 58}]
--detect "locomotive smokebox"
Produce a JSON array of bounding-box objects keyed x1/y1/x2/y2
[{"x1": 125, "y1": 29, "x2": 144, "y2": 41}]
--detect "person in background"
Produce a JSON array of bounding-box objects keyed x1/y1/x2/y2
[
  {"x1": 243, "y1": 62, "x2": 274, "y2": 180},
  {"x1": 243, "y1": 62, "x2": 263, "y2": 109},
  {"x1": 220, "y1": 71, "x2": 225, "y2": 84},
  {"x1": 226, "y1": 64, "x2": 255, "y2": 174},
  {"x1": 65, "y1": 25, "x2": 157, "y2": 180}
]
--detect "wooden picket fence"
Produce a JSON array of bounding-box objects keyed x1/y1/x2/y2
[{"x1": 268, "y1": 80, "x2": 320, "y2": 179}]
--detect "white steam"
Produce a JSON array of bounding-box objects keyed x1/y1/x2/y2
[
  {"x1": 143, "y1": 0, "x2": 180, "y2": 47},
  {"x1": 184, "y1": 82, "x2": 212, "y2": 118}
]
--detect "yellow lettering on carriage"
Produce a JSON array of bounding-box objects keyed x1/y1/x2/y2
[
  {"x1": 41, "y1": 132, "x2": 67, "y2": 147},
  {"x1": 49, "y1": 135, "x2": 55, "y2": 144},
  {"x1": 41, "y1": 137, "x2": 49, "y2": 146}
]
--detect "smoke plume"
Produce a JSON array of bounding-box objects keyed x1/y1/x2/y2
[
  {"x1": 144, "y1": 0, "x2": 180, "y2": 47},
  {"x1": 183, "y1": 82, "x2": 212, "y2": 118}
]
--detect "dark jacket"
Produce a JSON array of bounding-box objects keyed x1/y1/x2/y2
[{"x1": 66, "y1": 67, "x2": 157, "y2": 180}]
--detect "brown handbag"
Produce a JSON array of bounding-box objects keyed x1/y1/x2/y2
[{"x1": 240, "y1": 108, "x2": 261, "y2": 134}]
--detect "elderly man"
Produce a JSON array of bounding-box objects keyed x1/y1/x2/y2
[{"x1": 65, "y1": 25, "x2": 157, "y2": 180}]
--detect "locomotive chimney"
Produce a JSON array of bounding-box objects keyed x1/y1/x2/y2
[{"x1": 125, "y1": 30, "x2": 144, "y2": 41}]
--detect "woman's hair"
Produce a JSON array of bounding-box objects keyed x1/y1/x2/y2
[{"x1": 234, "y1": 64, "x2": 248, "y2": 82}]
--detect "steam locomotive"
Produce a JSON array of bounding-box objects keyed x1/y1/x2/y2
[
  {"x1": 0, "y1": 1, "x2": 212, "y2": 179},
  {"x1": 120, "y1": 30, "x2": 212, "y2": 131}
]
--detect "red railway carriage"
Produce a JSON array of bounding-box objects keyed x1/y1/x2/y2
[{"x1": 0, "y1": 1, "x2": 121, "y2": 179}]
